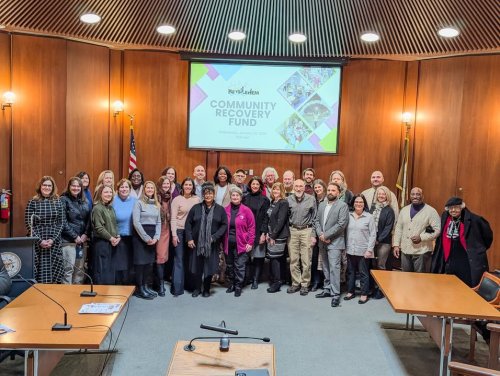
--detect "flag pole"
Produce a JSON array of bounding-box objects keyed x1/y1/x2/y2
[
  {"x1": 128, "y1": 114, "x2": 137, "y2": 173},
  {"x1": 396, "y1": 113, "x2": 412, "y2": 208}
]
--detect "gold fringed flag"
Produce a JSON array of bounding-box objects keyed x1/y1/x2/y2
[{"x1": 396, "y1": 134, "x2": 410, "y2": 208}]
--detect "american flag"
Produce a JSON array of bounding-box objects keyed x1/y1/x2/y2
[{"x1": 129, "y1": 126, "x2": 137, "y2": 173}]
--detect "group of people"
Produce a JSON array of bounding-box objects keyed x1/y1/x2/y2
[{"x1": 23, "y1": 165, "x2": 493, "y2": 308}]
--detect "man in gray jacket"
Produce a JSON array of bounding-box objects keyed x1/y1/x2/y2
[{"x1": 314, "y1": 182, "x2": 349, "y2": 307}]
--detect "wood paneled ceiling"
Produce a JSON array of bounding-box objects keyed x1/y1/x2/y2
[{"x1": 0, "y1": 0, "x2": 498, "y2": 61}]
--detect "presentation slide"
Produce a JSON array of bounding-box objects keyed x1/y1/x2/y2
[{"x1": 189, "y1": 62, "x2": 341, "y2": 154}]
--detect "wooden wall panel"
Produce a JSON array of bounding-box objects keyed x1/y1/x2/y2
[
  {"x1": 11, "y1": 35, "x2": 67, "y2": 235},
  {"x1": 412, "y1": 59, "x2": 465, "y2": 208},
  {"x1": 109, "y1": 50, "x2": 123, "y2": 178},
  {"x1": 456, "y1": 55, "x2": 499, "y2": 268},
  {"x1": 66, "y1": 41, "x2": 110, "y2": 189},
  {"x1": 123, "y1": 51, "x2": 205, "y2": 183},
  {"x1": 313, "y1": 60, "x2": 406, "y2": 194},
  {"x1": 0, "y1": 32, "x2": 11, "y2": 237}
]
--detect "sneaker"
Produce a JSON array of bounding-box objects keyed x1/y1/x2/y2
[
  {"x1": 287, "y1": 285, "x2": 300, "y2": 294},
  {"x1": 300, "y1": 287, "x2": 309, "y2": 296}
]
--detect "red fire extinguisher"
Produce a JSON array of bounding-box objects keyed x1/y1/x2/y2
[{"x1": 0, "y1": 189, "x2": 11, "y2": 220}]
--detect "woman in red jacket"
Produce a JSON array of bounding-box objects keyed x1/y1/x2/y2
[{"x1": 224, "y1": 186, "x2": 255, "y2": 297}]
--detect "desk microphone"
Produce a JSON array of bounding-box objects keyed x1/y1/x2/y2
[
  {"x1": 200, "y1": 323, "x2": 238, "y2": 335},
  {"x1": 183, "y1": 336, "x2": 270, "y2": 352},
  {"x1": 56, "y1": 253, "x2": 97, "y2": 297},
  {"x1": 17, "y1": 274, "x2": 72, "y2": 331}
]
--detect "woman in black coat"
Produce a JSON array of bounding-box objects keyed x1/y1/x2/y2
[
  {"x1": 185, "y1": 182, "x2": 228, "y2": 297},
  {"x1": 370, "y1": 186, "x2": 395, "y2": 299},
  {"x1": 242, "y1": 177, "x2": 270, "y2": 289},
  {"x1": 263, "y1": 182, "x2": 290, "y2": 293},
  {"x1": 432, "y1": 197, "x2": 493, "y2": 287}
]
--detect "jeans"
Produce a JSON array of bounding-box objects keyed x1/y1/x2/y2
[{"x1": 172, "y1": 229, "x2": 185, "y2": 294}]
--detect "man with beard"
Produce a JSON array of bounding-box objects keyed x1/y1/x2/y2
[
  {"x1": 302, "y1": 168, "x2": 315, "y2": 196},
  {"x1": 314, "y1": 182, "x2": 349, "y2": 307},
  {"x1": 282, "y1": 170, "x2": 295, "y2": 196},
  {"x1": 287, "y1": 179, "x2": 317, "y2": 295},
  {"x1": 192, "y1": 165, "x2": 206, "y2": 199},
  {"x1": 393, "y1": 187, "x2": 440, "y2": 273}
]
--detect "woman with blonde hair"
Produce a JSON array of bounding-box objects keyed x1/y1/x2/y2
[
  {"x1": 91, "y1": 184, "x2": 120, "y2": 285},
  {"x1": 329, "y1": 170, "x2": 353, "y2": 208},
  {"x1": 156, "y1": 175, "x2": 172, "y2": 296},
  {"x1": 263, "y1": 182, "x2": 290, "y2": 293},
  {"x1": 94, "y1": 170, "x2": 115, "y2": 195},
  {"x1": 371, "y1": 185, "x2": 395, "y2": 299},
  {"x1": 25, "y1": 176, "x2": 65, "y2": 283},
  {"x1": 133, "y1": 181, "x2": 161, "y2": 299}
]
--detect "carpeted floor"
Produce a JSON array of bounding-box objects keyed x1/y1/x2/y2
[{"x1": 0, "y1": 283, "x2": 493, "y2": 375}]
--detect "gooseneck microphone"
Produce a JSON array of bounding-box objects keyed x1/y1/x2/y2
[
  {"x1": 183, "y1": 336, "x2": 271, "y2": 352},
  {"x1": 17, "y1": 274, "x2": 72, "y2": 331},
  {"x1": 56, "y1": 253, "x2": 97, "y2": 297}
]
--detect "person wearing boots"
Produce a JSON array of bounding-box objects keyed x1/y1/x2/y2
[
  {"x1": 112, "y1": 179, "x2": 136, "y2": 286},
  {"x1": 242, "y1": 177, "x2": 270, "y2": 290},
  {"x1": 155, "y1": 176, "x2": 172, "y2": 297},
  {"x1": 132, "y1": 181, "x2": 161, "y2": 299},
  {"x1": 264, "y1": 182, "x2": 290, "y2": 293},
  {"x1": 224, "y1": 186, "x2": 256, "y2": 297},
  {"x1": 185, "y1": 182, "x2": 227, "y2": 297}
]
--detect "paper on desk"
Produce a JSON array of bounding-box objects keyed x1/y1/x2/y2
[
  {"x1": 79, "y1": 303, "x2": 122, "y2": 314},
  {"x1": 0, "y1": 324, "x2": 15, "y2": 335}
]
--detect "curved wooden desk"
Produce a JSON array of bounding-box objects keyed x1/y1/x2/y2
[
  {"x1": 0, "y1": 284, "x2": 134, "y2": 376},
  {"x1": 372, "y1": 271, "x2": 500, "y2": 376}
]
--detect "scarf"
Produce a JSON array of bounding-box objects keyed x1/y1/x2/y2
[
  {"x1": 158, "y1": 191, "x2": 171, "y2": 223},
  {"x1": 446, "y1": 217, "x2": 461, "y2": 239},
  {"x1": 372, "y1": 201, "x2": 388, "y2": 228},
  {"x1": 197, "y1": 203, "x2": 215, "y2": 257}
]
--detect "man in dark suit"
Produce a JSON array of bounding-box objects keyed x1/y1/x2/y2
[{"x1": 314, "y1": 182, "x2": 349, "y2": 307}]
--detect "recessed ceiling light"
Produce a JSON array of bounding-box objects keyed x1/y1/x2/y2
[
  {"x1": 360, "y1": 32, "x2": 380, "y2": 42},
  {"x1": 80, "y1": 13, "x2": 101, "y2": 24},
  {"x1": 0, "y1": 25, "x2": 5, "y2": 29},
  {"x1": 228, "y1": 31, "x2": 246, "y2": 41},
  {"x1": 288, "y1": 33, "x2": 307, "y2": 43},
  {"x1": 157, "y1": 25, "x2": 176, "y2": 35},
  {"x1": 438, "y1": 27, "x2": 460, "y2": 38}
]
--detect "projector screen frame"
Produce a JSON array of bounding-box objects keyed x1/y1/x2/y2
[{"x1": 186, "y1": 58, "x2": 345, "y2": 155}]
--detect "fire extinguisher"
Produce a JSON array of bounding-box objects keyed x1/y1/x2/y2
[{"x1": 0, "y1": 189, "x2": 11, "y2": 220}]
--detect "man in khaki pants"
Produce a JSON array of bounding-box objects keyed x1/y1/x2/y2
[{"x1": 286, "y1": 179, "x2": 317, "y2": 296}]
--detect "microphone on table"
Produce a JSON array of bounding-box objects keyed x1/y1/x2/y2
[
  {"x1": 16, "y1": 274, "x2": 72, "y2": 331},
  {"x1": 56, "y1": 252, "x2": 97, "y2": 297},
  {"x1": 183, "y1": 336, "x2": 271, "y2": 352},
  {"x1": 184, "y1": 321, "x2": 269, "y2": 352},
  {"x1": 200, "y1": 323, "x2": 238, "y2": 335}
]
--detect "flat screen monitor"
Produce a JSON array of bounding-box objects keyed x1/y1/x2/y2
[{"x1": 188, "y1": 62, "x2": 342, "y2": 154}]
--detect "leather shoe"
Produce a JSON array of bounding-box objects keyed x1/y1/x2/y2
[
  {"x1": 191, "y1": 290, "x2": 201, "y2": 297},
  {"x1": 267, "y1": 283, "x2": 281, "y2": 293},
  {"x1": 343, "y1": 293, "x2": 356, "y2": 301},
  {"x1": 358, "y1": 296, "x2": 369, "y2": 304},
  {"x1": 287, "y1": 285, "x2": 300, "y2": 294},
  {"x1": 315, "y1": 291, "x2": 332, "y2": 298},
  {"x1": 300, "y1": 287, "x2": 308, "y2": 296},
  {"x1": 331, "y1": 296, "x2": 340, "y2": 307},
  {"x1": 373, "y1": 290, "x2": 385, "y2": 300},
  {"x1": 226, "y1": 285, "x2": 235, "y2": 293},
  {"x1": 234, "y1": 288, "x2": 242, "y2": 297},
  {"x1": 202, "y1": 291, "x2": 210, "y2": 298},
  {"x1": 309, "y1": 284, "x2": 319, "y2": 292}
]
